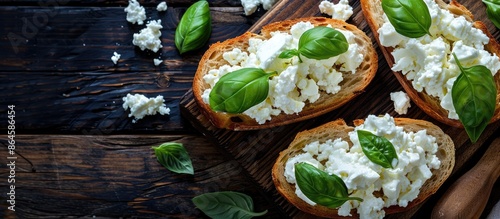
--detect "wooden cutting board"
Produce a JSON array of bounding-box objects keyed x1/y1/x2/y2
[{"x1": 179, "y1": 0, "x2": 500, "y2": 218}]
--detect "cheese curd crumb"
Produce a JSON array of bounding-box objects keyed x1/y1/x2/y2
[
  {"x1": 240, "y1": 0, "x2": 278, "y2": 16},
  {"x1": 124, "y1": 0, "x2": 146, "y2": 25},
  {"x1": 111, "y1": 52, "x2": 121, "y2": 65},
  {"x1": 122, "y1": 93, "x2": 170, "y2": 123},
  {"x1": 153, "y1": 58, "x2": 162, "y2": 66},
  {"x1": 132, "y1": 19, "x2": 163, "y2": 53},
  {"x1": 156, "y1": 2, "x2": 168, "y2": 12},
  {"x1": 319, "y1": 0, "x2": 353, "y2": 21},
  {"x1": 390, "y1": 91, "x2": 411, "y2": 114}
]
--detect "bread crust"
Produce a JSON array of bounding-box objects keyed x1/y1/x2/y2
[
  {"x1": 360, "y1": 0, "x2": 500, "y2": 128},
  {"x1": 272, "y1": 118, "x2": 455, "y2": 218},
  {"x1": 192, "y1": 17, "x2": 378, "y2": 130}
]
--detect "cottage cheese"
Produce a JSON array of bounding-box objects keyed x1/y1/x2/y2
[
  {"x1": 284, "y1": 114, "x2": 441, "y2": 219},
  {"x1": 390, "y1": 91, "x2": 411, "y2": 114},
  {"x1": 111, "y1": 52, "x2": 121, "y2": 65},
  {"x1": 153, "y1": 58, "x2": 162, "y2": 66},
  {"x1": 122, "y1": 93, "x2": 170, "y2": 123},
  {"x1": 124, "y1": 0, "x2": 146, "y2": 25},
  {"x1": 156, "y1": 2, "x2": 168, "y2": 12},
  {"x1": 319, "y1": 0, "x2": 353, "y2": 21},
  {"x1": 240, "y1": 0, "x2": 278, "y2": 16},
  {"x1": 132, "y1": 20, "x2": 163, "y2": 53},
  {"x1": 201, "y1": 22, "x2": 364, "y2": 124},
  {"x1": 378, "y1": 0, "x2": 500, "y2": 119}
]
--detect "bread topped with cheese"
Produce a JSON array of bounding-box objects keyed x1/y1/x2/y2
[
  {"x1": 360, "y1": 0, "x2": 500, "y2": 128},
  {"x1": 192, "y1": 17, "x2": 378, "y2": 130},
  {"x1": 272, "y1": 115, "x2": 455, "y2": 218}
]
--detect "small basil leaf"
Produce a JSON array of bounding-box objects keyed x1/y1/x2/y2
[
  {"x1": 294, "y1": 162, "x2": 363, "y2": 208},
  {"x1": 209, "y1": 68, "x2": 276, "y2": 113},
  {"x1": 452, "y1": 54, "x2": 496, "y2": 143},
  {"x1": 382, "y1": 0, "x2": 431, "y2": 38},
  {"x1": 192, "y1": 191, "x2": 268, "y2": 219},
  {"x1": 175, "y1": 0, "x2": 212, "y2": 54},
  {"x1": 357, "y1": 130, "x2": 398, "y2": 168},
  {"x1": 279, "y1": 49, "x2": 299, "y2": 59},
  {"x1": 298, "y1": 26, "x2": 349, "y2": 60},
  {"x1": 483, "y1": 0, "x2": 500, "y2": 29},
  {"x1": 152, "y1": 142, "x2": 194, "y2": 175}
]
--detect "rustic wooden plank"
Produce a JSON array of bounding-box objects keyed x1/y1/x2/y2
[
  {"x1": 0, "y1": 134, "x2": 284, "y2": 218},
  {"x1": 0, "y1": 5, "x2": 257, "y2": 133},
  {"x1": 179, "y1": 0, "x2": 500, "y2": 218},
  {"x1": 0, "y1": 72, "x2": 193, "y2": 134},
  {"x1": 0, "y1": 0, "x2": 251, "y2": 8},
  {"x1": 0, "y1": 6, "x2": 252, "y2": 72}
]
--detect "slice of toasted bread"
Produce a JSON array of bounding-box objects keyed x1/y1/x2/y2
[
  {"x1": 272, "y1": 117, "x2": 455, "y2": 218},
  {"x1": 192, "y1": 17, "x2": 378, "y2": 130},
  {"x1": 360, "y1": 0, "x2": 500, "y2": 128}
]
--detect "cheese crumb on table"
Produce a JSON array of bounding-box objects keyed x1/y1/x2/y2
[
  {"x1": 111, "y1": 52, "x2": 121, "y2": 65},
  {"x1": 157, "y1": 2, "x2": 168, "y2": 12},
  {"x1": 124, "y1": 0, "x2": 146, "y2": 25},
  {"x1": 319, "y1": 0, "x2": 353, "y2": 21},
  {"x1": 390, "y1": 91, "x2": 411, "y2": 115},
  {"x1": 122, "y1": 93, "x2": 170, "y2": 123},
  {"x1": 132, "y1": 19, "x2": 163, "y2": 53},
  {"x1": 240, "y1": 0, "x2": 278, "y2": 16},
  {"x1": 153, "y1": 58, "x2": 162, "y2": 66}
]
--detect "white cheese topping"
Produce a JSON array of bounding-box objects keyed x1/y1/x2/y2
[
  {"x1": 156, "y1": 2, "x2": 168, "y2": 12},
  {"x1": 319, "y1": 0, "x2": 353, "y2": 21},
  {"x1": 132, "y1": 19, "x2": 163, "y2": 53},
  {"x1": 124, "y1": 0, "x2": 146, "y2": 25},
  {"x1": 390, "y1": 91, "x2": 411, "y2": 114},
  {"x1": 284, "y1": 114, "x2": 441, "y2": 219},
  {"x1": 201, "y1": 21, "x2": 364, "y2": 124},
  {"x1": 378, "y1": 0, "x2": 500, "y2": 119},
  {"x1": 111, "y1": 52, "x2": 121, "y2": 65},
  {"x1": 122, "y1": 93, "x2": 170, "y2": 123}
]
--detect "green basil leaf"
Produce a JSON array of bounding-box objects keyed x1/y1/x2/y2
[
  {"x1": 175, "y1": 0, "x2": 212, "y2": 54},
  {"x1": 294, "y1": 162, "x2": 363, "y2": 208},
  {"x1": 452, "y1": 54, "x2": 496, "y2": 143},
  {"x1": 192, "y1": 191, "x2": 268, "y2": 219},
  {"x1": 357, "y1": 130, "x2": 398, "y2": 168},
  {"x1": 382, "y1": 0, "x2": 431, "y2": 38},
  {"x1": 278, "y1": 49, "x2": 299, "y2": 59},
  {"x1": 298, "y1": 26, "x2": 349, "y2": 60},
  {"x1": 483, "y1": 0, "x2": 500, "y2": 29},
  {"x1": 152, "y1": 142, "x2": 194, "y2": 175},
  {"x1": 209, "y1": 68, "x2": 276, "y2": 113}
]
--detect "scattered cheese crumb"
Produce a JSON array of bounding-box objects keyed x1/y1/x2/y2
[
  {"x1": 111, "y1": 52, "x2": 121, "y2": 65},
  {"x1": 124, "y1": 0, "x2": 146, "y2": 25},
  {"x1": 157, "y1": 2, "x2": 168, "y2": 12},
  {"x1": 241, "y1": 0, "x2": 278, "y2": 16},
  {"x1": 319, "y1": 0, "x2": 353, "y2": 21},
  {"x1": 132, "y1": 19, "x2": 163, "y2": 53},
  {"x1": 122, "y1": 93, "x2": 170, "y2": 123},
  {"x1": 153, "y1": 58, "x2": 162, "y2": 66},
  {"x1": 390, "y1": 91, "x2": 411, "y2": 115}
]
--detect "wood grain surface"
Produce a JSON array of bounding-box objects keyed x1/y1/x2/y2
[
  {"x1": 0, "y1": 5, "x2": 260, "y2": 134},
  {"x1": 0, "y1": 135, "x2": 280, "y2": 218}
]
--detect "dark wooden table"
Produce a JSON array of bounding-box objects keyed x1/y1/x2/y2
[{"x1": 0, "y1": 0, "x2": 498, "y2": 218}]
